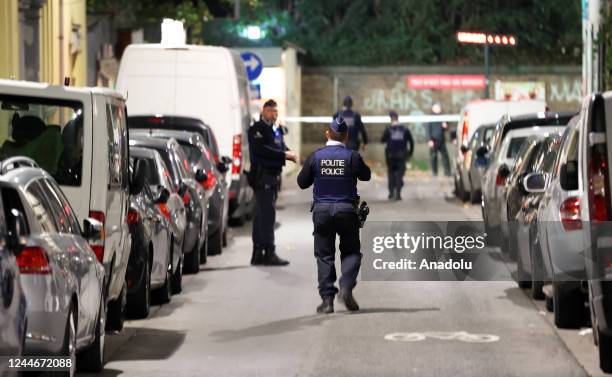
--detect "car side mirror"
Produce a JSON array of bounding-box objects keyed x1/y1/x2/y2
[
  {"x1": 476, "y1": 145, "x2": 489, "y2": 159},
  {"x1": 130, "y1": 159, "x2": 147, "y2": 195},
  {"x1": 460, "y1": 145, "x2": 469, "y2": 154},
  {"x1": 560, "y1": 160, "x2": 579, "y2": 191},
  {"x1": 83, "y1": 217, "x2": 103, "y2": 242},
  {"x1": 7, "y1": 209, "x2": 28, "y2": 254},
  {"x1": 195, "y1": 169, "x2": 208, "y2": 183},
  {"x1": 523, "y1": 172, "x2": 547, "y2": 193},
  {"x1": 155, "y1": 187, "x2": 170, "y2": 204},
  {"x1": 178, "y1": 182, "x2": 188, "y2": 196},
  {"x1": 498, "y1": 164, "x2": 511, "y2": 179},
  {"x1": 218, "y1": 156, "x2": 232, "y2": 173}
]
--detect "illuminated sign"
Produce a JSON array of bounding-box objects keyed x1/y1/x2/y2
[
  {"x1": 456, "y1": 32, "x2": 517, "y2": 46},
  {"x1": 406, "y1": 75, "x2": 487, "y2": 90}
]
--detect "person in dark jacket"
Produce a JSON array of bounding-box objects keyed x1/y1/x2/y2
[
  {"x1": 427, "y1": 102, "x2": 451, "y2": 177},
  {"x1": 297, "y1": 117, "x2": 371, "y2": 314},
  {"x1": 381, "y1": 111, "x2": 414, "y2": 200},
  {"x1": 248, "y1": 99, "x2": 297, "y2": 266},
  {"x1": 333, "y1": 96, "x2": 368, "y2": 152}
]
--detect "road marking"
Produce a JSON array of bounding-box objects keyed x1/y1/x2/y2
[{"x1": 384, "y1": 331, "x2": 500, "y2": 343}]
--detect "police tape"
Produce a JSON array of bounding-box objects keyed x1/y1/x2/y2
[{"x1": 280, "y1": 114, "x2": 461, "y2": 124}]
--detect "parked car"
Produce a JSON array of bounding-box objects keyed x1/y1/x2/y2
[
  {"x1": 0, "y1": 157, "x2": 106, "y2": 373},
  {"x1": 527, "y1": 116, "x2": 589, "y2": 330},
  {"x1": 501, "y1": 129, "x2": 566, "y2": 258},
  {"x1": 508, "y1": 134, "x2": 562, "y2": 298},
  {"x1": 129, "y1": 136, "x2": 208, "y2": 279},
  {"x1": 481, "y1": 112, "x2": 574, "y2": 245},
  {"x1": 458, "y1": 123, "x2": 495, "y2": 203},
  {"x1": 574, "y1": 92, "x2": 612, "y2": 372},
  {"x1": 455, "y1": 99, "x2": 546, "y2": 199},
  {"x1": 131, "y1": 128, "x2": 230, "y2": 255},
  {"x1": 117, "y1": 44, "x2": 254, "y2": 224},
  {"x1": 0, "y1": 190, "x2": 28, "y2": 366},
  {"x1": 128, "y1": 146, "x2": 187, "y2": 307},
  {"x1": 0, "y1": 80, "x2": 132, "y2": 332}
]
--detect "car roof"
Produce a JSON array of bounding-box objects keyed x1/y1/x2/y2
[
  {"x1": 504, "y1": 126, "x2": 565, "y2": 140},
  {"x1": 132, "y1": 129, "x2": 202, "y2": 144},
  {"x1": 129, "y1": 146, "x2": 159, "y2": 159},
  {"x1": 129, "y1": 115, "x2": 212, "y2": 130},
  {"x1": 0, "y1": 79, "x2": 124, "y2": 100},
  {"x1": 0, "y1": 166, "x2": 48, "y2": 188}
]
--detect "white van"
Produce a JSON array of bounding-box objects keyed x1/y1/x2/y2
[
  {"x1": 116, "y1": 44, "x2": 254, "y2": 222},
  {"x1": 0, "y1": 79, "x2": 131, "y2": 331},
  {"x1": 455, "y1": 99, "x2": 546, "y2": 199}
]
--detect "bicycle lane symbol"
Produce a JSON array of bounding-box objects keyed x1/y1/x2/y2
[{"x1": 384, "y1": 331, "x2": 500, "y2": 343}]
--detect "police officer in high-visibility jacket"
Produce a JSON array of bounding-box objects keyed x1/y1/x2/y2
[
  {"x1": 381, "y1": 111, "x2": 414, "y2": 200},
  {"x1": 297, "y1": 117, "x2": 371, "y2": 314}
]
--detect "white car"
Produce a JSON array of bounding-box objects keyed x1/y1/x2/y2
[
  {"x1": 0, "y1": 80, "x2": 132, "y2": 332},
  {"x1": 455, "y1": 99, "x2": 546, "y2": 200},
  {"x1": 116, "y1": 44, "x2": 254, "y2": 224}
]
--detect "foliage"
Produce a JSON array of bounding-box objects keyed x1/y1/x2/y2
[{"x1": 599, "y1": 2, "x2": 612, "y2": 90}]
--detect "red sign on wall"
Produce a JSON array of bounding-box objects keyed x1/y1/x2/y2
[{"x1": 406, "y1": 75, "x2": 486, "y2": 90}]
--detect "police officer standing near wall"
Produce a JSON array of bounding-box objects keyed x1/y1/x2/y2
[
  {"x1": 334, "y1": 96, "x2": 368, "y2": 151},
  {"x1": 297, "y1": 117, "x2": 371, "y2": 314},
  {"x1": 427, "y1": 102, "x2": 451, "y2": 177},
  {"x1": 381, "y1": 111, "x2": 414, "y2": 200},
  {"x1": 248, "y1": 99, "x2": 297, "y2": 266}
]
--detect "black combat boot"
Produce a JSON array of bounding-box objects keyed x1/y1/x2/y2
[
  {"x1": 263, "y1": 246, "x2": 289, "y2": 266},
  {"x1": 250, "y1": 244, "x2": 264, "y2": 265},
  {"x1": 338, "y1": 288, "x2": 360, "y2": 312},
  {"x1": 316, "y1": 297, "x2": 334, "y2": 314}
]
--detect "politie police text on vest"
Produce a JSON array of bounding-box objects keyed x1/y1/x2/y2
[{"x1": 320, "y1": 159, "x2": 347, "y2": 176}]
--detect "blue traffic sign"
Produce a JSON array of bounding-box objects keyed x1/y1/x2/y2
[{"x1": 240, "y1": 52, "x2": 263, "y2": 81}]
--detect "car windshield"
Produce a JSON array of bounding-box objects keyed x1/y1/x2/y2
[
  {"x1": 0, "y1": 95, "x2": 83, "y2": 186},
  {"x1": 506, "y1": 137, "x2": 527, "y2": 159}
]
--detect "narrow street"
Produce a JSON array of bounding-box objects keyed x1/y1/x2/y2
[{"x1": 83, "y1": 175, "x2": 598, "y2": 377}]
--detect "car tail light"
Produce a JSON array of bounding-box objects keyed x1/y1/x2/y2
[
  {"x1": 495, "y1": 173, "x2": 506, "y2": 186},
  {"x1": 588, "y1": 146, "x2": 611, "y2": 222},
  {"x1": 16, "y1": 247, "x2": 51, "y2": 274},
  {"x1": 461, "y1": 114, "x2": 469, "y2": 148},
  {"x1": 157, "y1": 203, "x2": 171, "y2": 220},
  {"x1": 182, "y1": 192, "x2": 190, "y2": 205},
  {"x1": 200, "y1": 172, "x2": 216, "y2": 190},
  {"x1": 127, "y1": 209, "x2": 140, "y2": 226},
  {"x1": 232, "y1": 134, "x2": 242, "y2": 175},
  {"x1": 560, "y1": 197, "x2": 582, "y2": 231},
  {"x1": 89, "y1": 211, "x2": 106, "y2": 263}
]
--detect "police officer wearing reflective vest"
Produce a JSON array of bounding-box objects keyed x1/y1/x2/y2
[
  {"x1": 297, "y1": 117, "x2": 371, "y2": 313},
  {"x1": 248, "y1": 99, "x2": 297, "y2": 266},
  {"x1": 333, "y1": 96, "x2": 368, "y2": 151},
  {"x1": 381, "y1": 111, "x2": 414, "y2": 200}
]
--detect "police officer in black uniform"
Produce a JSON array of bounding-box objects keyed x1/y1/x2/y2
[
  {"x1": 333, "y1": 96, "x2": 368, "y2": 151},
  {"x1": 381, "y1": 111, "x2": 414, "y2": 201},
  {"x1": 248, "y1": 99, "x2": 297, "y2": 266},
  {"x1": 297, "y1": 117, "x2": 371, "y2": 314}
]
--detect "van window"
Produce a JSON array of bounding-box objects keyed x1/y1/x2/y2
[
  {"x1": 0, "y1": 95, "x2": 83, "y2": 186},
  {"x1": 107, "y1": 103, "x2": 129, "y2": 189}
]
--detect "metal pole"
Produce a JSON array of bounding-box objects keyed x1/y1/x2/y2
[{"x1": 484, "y1": 44, "x2": 490, "y2": 98}]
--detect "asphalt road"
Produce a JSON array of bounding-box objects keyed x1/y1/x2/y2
[{"x1": 80, "y1": 174, "x2": 604, "y2": 377}]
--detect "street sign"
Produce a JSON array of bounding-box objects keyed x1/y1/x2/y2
[{"x1": 240, "y1": 52, "x2": 263, "y2": 81}]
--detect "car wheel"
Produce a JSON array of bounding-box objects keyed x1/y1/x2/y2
[
  {"x1": 152, "y1": 249, "x2": 172, "y2": 305},
  {"x1": 530, "y1": 239, "x2": 545, "y2": 300},
  {"x1": 208, "y1": 226, "x2": 223, "y2": 256},
  {"x1": 106, "y1": 280, "x2": 126, "y2": 332},
  {"x1": 599, "y1": 330, "x2": 612, "y2": 373},
  {"x1": 77, "y1": 297, "x2": 106, "y2": 372},
  {"x1": 553, "y1": 281, "x2": 586, "y2": 329},
  {"x1": 222, "y1": 225, "x2": 228, "y2": 247},
  {"x1": 516, "y1": 248, "x2": 531, "y2": 289},
  {"x1": 48, "y1": 305, "x2": 76, "y2": 377},
  {"x1": 126, "y1": 248, "x2": 151, "y2": 319},
  {"x1": 200, "y1": 238, "x2": 208, "y2": 265},
  {"x1": 183, "y1": 239, "x2": 200, "y2": 274},
  {"x1": 172, "y1": 254, "x2": 183, "y2": 294},
  {"x1": 458, "y1": 176, "x2": 469, "y2": 201}
]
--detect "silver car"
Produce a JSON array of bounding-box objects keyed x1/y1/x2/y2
[
  {"x1": 0, "y1": 157, "x2": 106, "y2": 374},
  {"x1": 0, "y1": 193, "x2": 28, "y2": 375}
]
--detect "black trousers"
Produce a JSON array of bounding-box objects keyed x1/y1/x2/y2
[
  {"x1": 252, "y1": 173, "x2": 278, "y2": 249},
  {"x1": 312, "y1": 204, "x2": 362, "y2": 298},
  {"x1": 387, "y1": 157, "x2": 406, "y2": 195},
  {"x1": 430, "y1": 140, "x2": 451, "y2": 176}
]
